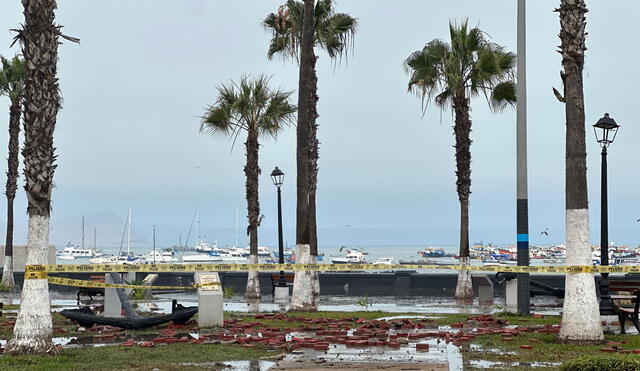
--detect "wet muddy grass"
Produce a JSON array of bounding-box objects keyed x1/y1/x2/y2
[
  {"x1": 0, "y1": 343, "x2": 279, "y2": 370},
  {"x1": 462, "y1": 331, "x2": 640, "y2": 370},
  {"x1": 2, "y1": 307, "x2": 638, "y2": 370}
]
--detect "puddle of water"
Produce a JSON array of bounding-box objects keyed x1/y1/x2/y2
[
  {"x1": 447, "y1": 342, "x2": 463, "y2": 371},
  {"x1": 53, "y1": 337, "x2": 77, "y2": 346},
  {"x1": 181, "y1": 360, "x2": 275, "y2": 371},
  {"x1": 282, "y1": 338, "x2": 449, "y2": 365},
  {"x1": 468, "y1": 343, "x2": 517, "y2": 355},
  {"x1": 469, "y1": 359, "x2": 561, "y2": 369}
]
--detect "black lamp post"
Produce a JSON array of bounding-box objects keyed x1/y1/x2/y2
[
  {"x1": 593, "y1": 113, "x2": 619, "y2": 315},
  {"x1": 270, "y1": 167, "x2": 286, "y2": 287}
]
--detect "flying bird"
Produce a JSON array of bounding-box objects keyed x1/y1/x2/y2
[{"x1": 540, "y1": 228, "x2": 549, "y2": 236}]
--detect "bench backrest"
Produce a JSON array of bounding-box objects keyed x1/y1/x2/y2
[
  {"x1": 610, "y1": 282, "x2": 640, "y2": 313},
  {"x1": 270, "y1": 273, "x2": 295, "y2": 282}
]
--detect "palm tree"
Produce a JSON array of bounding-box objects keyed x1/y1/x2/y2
[
  {"x1": 555, "y1": 0, "x2": 603, "y2": 341},
  {"x1": 6, "y1": 0, "x2": 64, "y2": 355},
  {"x1": 201, "y1": 75, "x2": 296, "y2": 300},
  {"x1": 264, "y1": 0, "x2": 356, "y2": 310},
  {"x1": 0, "y1": 55, "x2": 25, "y2": 289},
  {"x1": 405, "y1": 21, "x2": 516, "y2": 300}
]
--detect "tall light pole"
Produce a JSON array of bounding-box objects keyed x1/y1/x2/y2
[
  {"x1": 593, "y1": 113, "x2": 619, "y2": 315},
  {"x1": 516, "y1": 0, "x2": 530, "y2": 315},
  {"x1": 270, "y1": 167, "x2": 286, "y2": 289}
]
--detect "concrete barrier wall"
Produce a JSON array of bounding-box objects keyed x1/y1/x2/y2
[
  {"x1": 0, "y1": 245, "x2": 56, "y2": 272},
  {"x1": 4, "y1": 269, "x2": 622, "y2": 299}
]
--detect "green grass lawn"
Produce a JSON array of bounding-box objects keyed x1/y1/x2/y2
[
  {"x1": 462, "y1": 332, "x2": 640, "y2": 370},
  {"x1": 0, "y1": 344, "x2": 280, "y2": 371}
]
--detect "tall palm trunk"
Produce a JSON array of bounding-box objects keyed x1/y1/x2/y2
[
  {"x1": 6, "y1": 0, "x2": 60, "y2": 354},
  {"x1": 452, "y1": 94, "x2": 473, "y2": 301},
  {"x1": 307, "y1": 54, "x2": 320, "y2": 307},
  {"x1": 557, "y1": 0, "x2": 603, "y2": 341},
  {"x1": 1, "y1": 97, "x2": 20, "y2": 288},
  {"x1": 244, "y1": 126, "x2": 261, "y2": 300},
  {"x1": 290, "y1": 0, "x2": 316, "y2": 311}
]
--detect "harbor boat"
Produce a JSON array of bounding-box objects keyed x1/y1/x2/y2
[
  {"x1": 482, "y1": 259, "x2": 517, "y2": 267},
  {"x1": 181, "y1": 251, "x2": 222, "y2": 263},
  {"x1": 142, "y1": 249, "x2": 178, "y2": 264},
  {"x1": 373, "y1": 257, "x2": 394, "y2": 265},
  {"x1": 90, "y1": 254, "x2": 142, "y2": 265},
  {"x1": 57, "y1": 242, "x2": 103, "y2": 259},
  {"x1": 195, "y1": 241, "x2": 225, "y2": 253},
  {"x1": 236, "y1": 246, "x2": 272, "y2": 257},
  {"x1": 219, "y1": 250, "x2": 248, "y2": 263},
  {"x1": 57, "y1": 253, "x2": 76, "y2": 261},
  {"x1": 58, "y1": 217, "x2": 104, "y2": 260},
  {"x1": 418, "y1": 247, "x2": 446, "y2": 258},
  {"x1": 330, "y1": 249, "x2": 367, "y2": 264}
]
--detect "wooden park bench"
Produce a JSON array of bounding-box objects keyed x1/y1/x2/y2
[
  {"x1": 77, "y1": 275, "x2": 106, "y2": 305},
  {"x1": 609, "y1": 280, "x2": 640, "y2": 334},
  {"x1": 270, "y1": 273, "x2": 295, "y2": 295}
]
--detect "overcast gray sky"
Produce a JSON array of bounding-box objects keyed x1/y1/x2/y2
[{"x1": 0, "y1": 1, "x2": 638, "y2": 249}]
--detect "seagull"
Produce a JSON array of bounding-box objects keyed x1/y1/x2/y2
[{"x1": 540, "y1": 228, "x2": 549, "y2": 236}]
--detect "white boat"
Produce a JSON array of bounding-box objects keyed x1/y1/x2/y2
[
  {"x1": 373, "y1": 257, "x2": 394, "y2": 265},
  {"x1": 220, "y1": 250, "x2": 248, "y2": 262},
  {"x1": 143, "y1": 249, "x2": 178, "y2": 263},
  {"x1": 58, "y1": 243, "x2": 103, "y2": 259},
  {"x1": 182, "y1": 251, "x2": 223, "y2": 263},
  {"x1": 236, "y1": 246, "x2": 271, "y2": 257},
  {"x1": 89, "y1": 256, "x2": 113, "y2": 264},
  {"x1": 90, "y1": 254, "x2": 142, "y2": 265},
  {"x1": 195, "y1": 241, "x2": 224, "y2": 253},
  {"x1": 482, "y1": 259, "x2": 517, "y2": 267},
  {"x1": 330, "y1": 249, "x2": 367, "y2": 264}
]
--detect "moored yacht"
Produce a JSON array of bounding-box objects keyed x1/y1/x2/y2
[{"x1": 330, "y1": 249, "x2": 367, "y2": 264}]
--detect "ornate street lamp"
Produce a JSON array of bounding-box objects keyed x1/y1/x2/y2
[
  {"x1": 594, "y1": 113, "x2": 619, "y2": 315},
  {"x1": 270, "y1": 167, "x2": 287, "y2": 290}
]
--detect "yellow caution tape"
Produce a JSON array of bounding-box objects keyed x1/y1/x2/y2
[
  {"x1": 46, "y1": 276, "x2": 220, "y2": 290},
  {"x1": 25, "y1": 271, "x2": 48, "y2": 279},
  {"x1": 23, "y1": 263, "x2": 640, "y2": 275}
]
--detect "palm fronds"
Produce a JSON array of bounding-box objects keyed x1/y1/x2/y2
[
  {"x1": 263, "y1": 0, "x2": 357, "y2": 62},
  {"x1": 405, "y1": 20, "x2": 516, "y2": 113},
  {"x1": 201, "y1": 75, "x2": 296, "y2": 146}
]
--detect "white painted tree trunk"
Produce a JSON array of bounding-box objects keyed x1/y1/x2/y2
[
  {"x1": 1, "y1": 255, "x2": 14, "y2": 288},
  {"x1": 311, "y1": 261, "x2": 320, "y2": 307},
  {"x1": 6, "y1": 214, "x2": 53, "y2": 354},
  {"x1": 455, "y1": 256, "x2": 473, "y2": 301},
  {"x1": 290, "y1": 244, "x2": 317, "y2": 311},
  {"x1": 559, "y1": 209, "x2": 603, "y2": 341},
  {"x1": 244, "y1": 254, "x2": 261, "y2": 300}
]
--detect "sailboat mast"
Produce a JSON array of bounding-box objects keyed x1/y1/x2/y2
[
  {"x1": 82, "y1": 216, "x2": 85, "y2": 249},
  {"x1": 127, "y1": 208, "x2": 132, "y2": 256},
  {"x1": 94, "y1": 227, "x2": 97, "y2": 249},
  {"x1": 195, "y1": 208, "x2": 200, "y2": 246},
  {"x1": 235, "y1": 205, "x2": 238, "y2": 248}
]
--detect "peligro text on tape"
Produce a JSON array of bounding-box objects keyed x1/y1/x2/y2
[
  {"x1": 46, "y1": 276, "x2": 220, "y2": 290},
  {"x1": 23, "y1": 263, "x2": 640, "y2": 275}
]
